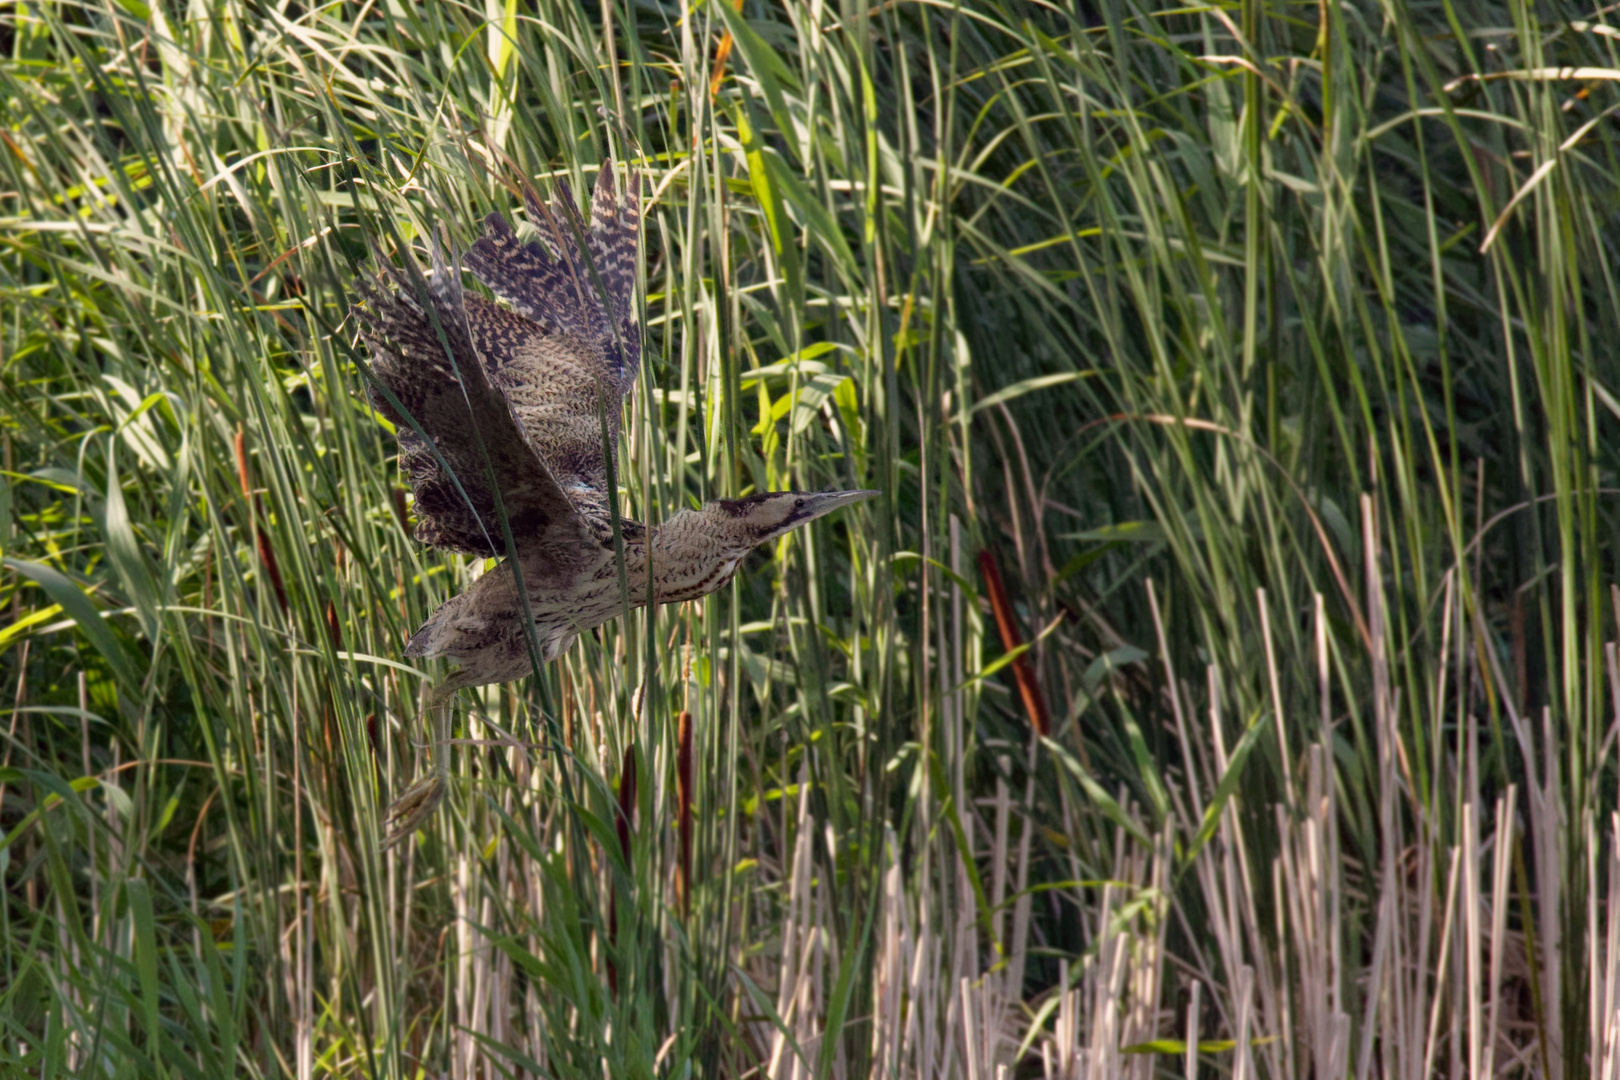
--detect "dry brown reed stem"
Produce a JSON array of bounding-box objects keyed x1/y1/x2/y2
[
  {"x1": 233, "y1": 424, "x2": 288, "y2": 614},
  {"x1": 977, "y1": 549, "x2": 1050, "y2": 737},
  {"x1": 676, "y1": 710, "x2": 693, "y2": 917},
  {"x1": 609, "y1": 742, "x2": 637, "y2": 996}
]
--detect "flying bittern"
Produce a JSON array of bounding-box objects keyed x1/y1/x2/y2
[{"x1": 354, "y1": 163, "x2": 875, "y2": 848}]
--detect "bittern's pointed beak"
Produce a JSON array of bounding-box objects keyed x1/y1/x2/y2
[{"x1": 794, "y1": 488, "x2": 880, "y2": 525}]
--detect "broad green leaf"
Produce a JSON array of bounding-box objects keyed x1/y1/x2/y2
[{"x1": 3, "y1": 558, "x2": 141, "y2": 696}]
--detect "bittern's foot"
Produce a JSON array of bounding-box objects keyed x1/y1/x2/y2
[{"x1": 380, "y1": 771, "x2": 447, "y2": 851}]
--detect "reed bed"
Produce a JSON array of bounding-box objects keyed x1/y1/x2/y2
[{"x1": 3, "y1": 0, "x2": 1619, "y2": 1076}]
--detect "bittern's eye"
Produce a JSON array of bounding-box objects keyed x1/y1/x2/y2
[{"x1": 794, "y1": 498, "x2": 805, "y2": 510}]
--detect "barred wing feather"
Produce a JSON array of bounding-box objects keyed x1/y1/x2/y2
[
  {"x1": 354, "y1": 236, "x2": 595, "y2": 561},
  {"x1": 462, "y1": 161, "x2": 642, "y2": 531}
]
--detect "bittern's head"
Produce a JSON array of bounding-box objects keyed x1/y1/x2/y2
[{"x1": 716, "y1": 489, "x2": 879, "y2": 551}]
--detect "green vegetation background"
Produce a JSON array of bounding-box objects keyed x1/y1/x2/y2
[{"x1": 3, "y1": 0, "x2": 1619, "y2": 1076}]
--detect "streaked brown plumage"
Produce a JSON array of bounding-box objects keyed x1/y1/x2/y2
[{"x1": 353, "y1": 162, "x2": 875, "y2": 846}]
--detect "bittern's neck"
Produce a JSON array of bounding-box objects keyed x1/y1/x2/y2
[{"x1": 626, "y1": 506, "x2": 751, "y2": 606}]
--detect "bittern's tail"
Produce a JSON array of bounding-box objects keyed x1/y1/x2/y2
[{"x1": 464, "y1": 162, "x2": 641, "y2": 395}]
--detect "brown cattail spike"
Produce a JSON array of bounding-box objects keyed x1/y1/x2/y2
[
  {"x1": 977, "y1": 550, "x2": 1051, "y2": 737},
  {"x1": 707, "y1": 0, "x2": 745, "y2": 99},
  {"x1": 608, "y1": 742, "x2": 637, "y2": 995},
  {"x1": 234, "y1": 425, "x2": 289, "y2": 614},
  {"x1": 391, "y1": 487, "x2": 411, "y2": 537},
  {"x1": 233, "y1": 425, "x2": 251, "y2": 500},
  {"x1": 616, "y1": 742, "x2": 637, "y2": 863},
  {"x1": 676, "y1": 710, "x2": 693, "y2": 917}
]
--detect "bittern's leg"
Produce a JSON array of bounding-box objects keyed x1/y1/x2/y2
[
  {"x1": 423, "y1": 679, "x2": 458, "y2": 770},
  {"x1": 380, "y1": 679, "x2": 460, "y2": 851}
]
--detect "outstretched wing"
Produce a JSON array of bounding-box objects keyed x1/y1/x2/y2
[
  {"x1": 354, "y1": 234, "x2": 596, "y2": 560},
  {"x1": 463, "y1": 162, "x2": 641, "y2": 524}
]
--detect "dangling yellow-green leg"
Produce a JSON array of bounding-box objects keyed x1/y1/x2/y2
[{"x1": 380, "y1": 682, "x2": 456, "y2": 851}]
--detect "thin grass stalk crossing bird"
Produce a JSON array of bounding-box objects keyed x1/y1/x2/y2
[{"x1": 353, "y1": 162, "x2": 876, "y2": 848}]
